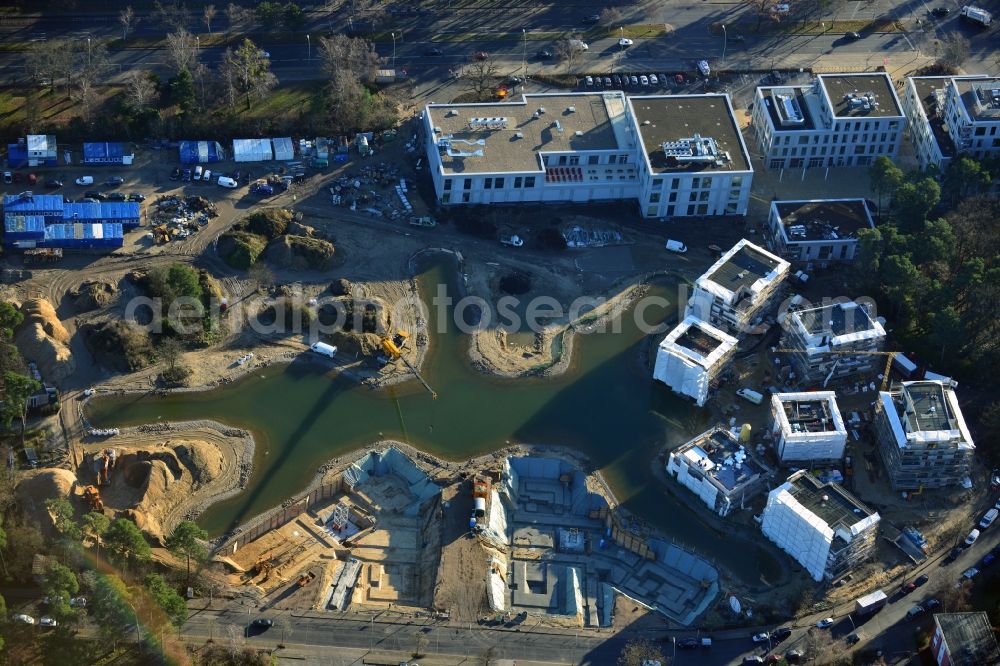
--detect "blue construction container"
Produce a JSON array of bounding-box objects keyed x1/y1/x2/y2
[
  {"x1": 178, "y1": 141, "x2": 224, "y2": 164},
  {"x1": 62, "y1": 201, "x2": 140, "y2": 229},
  {"x1": 6, "y1": 144, "x2": 28, "y2": 168},
  {"x1": 43, "y1": 223, "x2": 123, "y2": 250},
  {"x1": 62, "y1": 201, "x2": 103, "y2": 222},
  {"x1": 3, "y1": 215, "x2": 46, "y2": 244},
  {"x1": 82, "y1": 142, "x2": 134, "y2": 166},
  {"x1": 3, "y1": 193, "x2": 65, "y2": 222}
]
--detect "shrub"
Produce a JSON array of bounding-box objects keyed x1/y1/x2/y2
[
  {"x1": 218, "y1": 231, "x2": 268, "y2": 270},
  {"x1": 243, "y1": 208, "x2": 292, "y2": 240}
]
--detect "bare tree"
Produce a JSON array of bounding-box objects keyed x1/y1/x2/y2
[
  {"x1": 346, "y1": 0, "x2": 387, "y2": 33},
  {"x1": 166, "y1": 28, "x2": 198, "y2": 74},
  {"x1": 220, "y1": 39, "x2": 277, "y2": 110},
  {"x1": 192, "y1": 62, "x2": 210, "y2": 110},
  {"x1": 154, "y1": 0, "x2": 191, "y2": 31},
  {"x1": 124, "y1": 70, "x2": 156, "y2": 111},
  {"x1": 462, "y1": 56, "x2": 500, "y2": 101},
  {"x1": 599, "y1": 7, "x2": 623, "y2": 25},
  {"x1": 25, "y1": 39, "x2": 74, "y2": 92},
  {"x1": 77, "y1": 39, "x2": 111, "y2": 88},
  {"x1": 617, "y1": 638, "x2": 667, "y2": 666},
  {"x1": 225, "y1": 2, "x2": 250, "y2": 33},
  {"x1": 318, "y1": 34, "x2": 381, "y2": 84},
  {"x1": 325, "y1": 70, "x2": 369, "y2": 131},
  {"x1": 71, "y1": 78, "x2": 100, "y2": 124},
  {"x1": 937, "y1": 33, "x2": 970, "y2": 69},
  {"x1": 746, "y1": 0, "x2": 784, "y2": 30},
  {"x1": 119, "y1": 6, "x2": 138, "y2": 42},
  {"x1": 203, "y1": 4, "x2": 217, "y2": 35},
  {"x1": 554, "y1": 38, "x2": 583, "y2": 72}
]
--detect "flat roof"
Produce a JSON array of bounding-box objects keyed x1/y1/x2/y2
[
  {"x1": 707, "y1": 242, "x2": 782, "y2": 293},
  {"x1": 899, "y1": 381, "x2": 958, "y2": 433},
  {"x1": 954, "y1": 77, "x2": 1000, "y2": 122},
  {"x1": 773, "y1": 199, "x2": 873, "y2": 242},
  {"x1": 760, "y1": 87, "x2": 817, "y2": 131},
  {"x1": 910, "y1": 77, "x2": 957, "y2": 158},
  {"x1": 935, "y1": 612, "x2": 1000, "y2": 666},
  {"x1": 630, "y1": 95, "x2": 750, "y2": 173},
  {"x1": 787, "y1": 471, "x2": 876, "y2": 531},
  {"x1": 820, "y1": 74, "x2": 902, "y2": 118},
  {"x1": 675, "y1": 325, "x2": 727, "y2": 357},
  {"x1": 426, "y1": 93, "x2": 623, "y2": 174},
  {"x1": 781, "y1": 398, "x2": 838, "y2": 433},
  {"x1": 677, "y1": 427, "x2": 766, "y2": 492},
  {"x1": 793, "y1": 301, "x2": 879, "y2": 338}
]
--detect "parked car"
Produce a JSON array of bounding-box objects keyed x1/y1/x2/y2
[
  {"x1": 217, "y1": 176, "x2": 238, "y2": 188},
  {"x1": 536, "y1": 49, "x2": 553, "y2": 59},
  {"x1": 193, "y1": 166, "x2": 203, "y2": 180},
  {"x1": 44, "y1": 179, "x2": 63, "y2": 189},
  {"x1": 676, "y1": 638, "x2": 700, "y2": 649},
  {"x1": 13, "y1": 614, "x2": 35, "y2": 625},
  {"x1": 424, "y1": 47, "x2": 443, "y2": 56},
  {"x1": 772, "y1": 627, "x2": 792, "y2": 641},
  {"x1": 84, "y1": 191, "x2": 106, "y2": 201},
  {"x1": 618, "y1": 37, "x2": 634, "y2": 47},
  {"x1": 69, "y1": 597, "x2": 87, "y2": 607},
  {"x1": 932, "y1": 7, "x2": 950, "y2": 16},
  {"x1": 585, "y1": 75, "x2": 594, "y2": 87},
  {"x1": 981, "y1": 508, "x2": 998, "y2": 529},
  {"x1": 846, "y1": 31, "x2": 862, "y2": 39},
  {"x1": 785, "y1": 649, "x2": 804, "y2": 664},
  {"x1": 924, "y1": 598, "x2": 942, "y2": 610},
  {"x1": 127, "y1": 193, "x2": 145, "y2": 202},
  {"x1": 902, "y1": 581, "x2": 917, "y2": 594},
  {"x1": 945, "y1": 547, "x2": 963, "y2": 563},
  {"x1": 630, "y1": 75, "x2": 639, "y2": 86},
  {"x1": 603, "y1": 77, "x2": 612, "y2": 87},
  {"x1": 75, "y1": 176, "x2": 94, "y2": 186},
  {"x1": 231, "y1": 169, "x2": 242, "y2": 182},
  {"x1": 473, "y1": 51, "x2": 489, "y2": 60},
  {"x1": 640, "y1": 75, "x2": 649, "y2": 86},
  {"x1": 742, "y1": 658, "x2": 765, "y2": 665},
  {"x1": 914, "y1": 574, "x2": 929, "y2": 587},
  {"x1": 992, "y1": 469, "x2": 1000, "y2": 488},
  {"x1": 752, "y1": 632, "x2": 770, "y2": 643},
  {"x1": 907, "y1": 605, "x2": 925, "y2": 618},
  {"x1": 665, "y1": 239, "x2": 688, "y2": 253},
  {"x1": 2, "y1": 171, "x2": 11, "y2": 184},
  {"x1": 251, "y1": 618, "x2": 273, "y2": 629},
  {"x1": 816, "y1": 618, "x2": 834, "y2": 629},
  {"x1": 251, "y1": 183, "x2": 274, "y2": 196},
  {"x1": 965, "y1": 528, "x2": 981, "y2": 546},
  {"x1": 846, "y1": 633, "x2": 860, "y2": 645},
  {"x1": 169, "y1": 167, "x2": 181, "y2": 180},
  {"x1": 962, "y1": 566, "x2": 980, "y2": 580},
  {"x1": 104, "y1": 176, "x2": 123, "y2": 186},
  {"x1": 612, "y1": 75, "x2": 622, "y2": 86},
  {"x1": 202, "y1": 169, "x2": 212, "y2": 182},
  {"x1": 981, "y1": 552, "x2": 995, "y2": 567},
  {"x1": 40, "y1": 616, "x2": 57, "y2": 627},
  {"x1": 182, "y1": 169, "x2": 192, "y2": 182},
  {"x1": 105, "y1": 192, "x2": 127, "y2": 202},
  {"x1": 649, "y1": 73, "x2": 659, "y2": 85}
]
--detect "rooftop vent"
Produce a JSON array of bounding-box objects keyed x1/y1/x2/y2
[
  {"x1": 567, "y1": 106, "x2": 576, "y2": 113},
  {"x1": 538, "y1": 107, "x2": 546, "y2": 114},
  {"x1": 575, "y1": 130, "x2": 583, "y2": 136},
  {"x1": 514, "y1": 132, "x2": 524, "y2": 139},
  {"x1": 661, "y1": 133, "x2": 722, "y2": 164},
  {"x1": 446, "y1": 109, "x2": 459, "y2": 117},
  {"x1": 821, "y1": 494, "x2": 829, "y2": 502}
]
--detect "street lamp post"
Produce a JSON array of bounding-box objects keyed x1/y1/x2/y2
[
  {"x1": 125, "y1": 602, "x2": 141, "y2": 654},
  {"x1": 306, "y1": 34, "x2": 310, "y2": 61},
  {"x1": 521, "y1": 28, "x2": 526, "y2": 82},
  {"x1": 391, "y1": 32, "x2": 396, "y2": 70},
  {"x1": 721, "y1": 24, "x2": 728, "y2": 62},
  {"x1": 86, "y1": 37, "x2": 91, "y2": 69}
]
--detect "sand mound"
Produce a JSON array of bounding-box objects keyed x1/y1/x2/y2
[
  {"x1": 286, "y1": 219, "x2": 315, "y2": 237},
  {"x1": 327, "y1": 330, "x2": 383, "y2": 358},
  {"x1": 15, "y1": 298, "x2": 75, "y2": 383},
  {"x1": 264, "y1": 235, "x2": 335, "y2": 271},
  {"x1": 71, "y1": 281, "x2": 117, "y2": 312},
  {"x1": 16, "y1": 468, "x2": 77, "y2": 534},
  {"x1": 92, "y1": 440, "x2": 225, "y2": 542}
]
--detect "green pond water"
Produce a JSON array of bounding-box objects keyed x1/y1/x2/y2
[{"x1": 88, "y1": 257, "x2": 781, "y2": 586}]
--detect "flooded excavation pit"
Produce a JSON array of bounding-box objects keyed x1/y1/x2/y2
[{"x1": 87, "y1": 259, "x2": 773, "y2": 585}]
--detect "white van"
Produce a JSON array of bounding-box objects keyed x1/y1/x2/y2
[
  {"x1": 193, "y1": 165, "x2": 203, "y2": 180},
  {"x1": 202, "y1": 169, "x2": 212, "y2": 182},
  {"x1": 965, "y1": 528, "x2": 980, "y2": 546},
  {"x1": 665, "y1": 239, "x2": 688, "y2": 253},
  {"x1": 569, "y1": 39, "x2": 589, "y2": 51},
  {"x1": 217, "y1": 176, "x2": 238, "y2": 188},
  {"x1": 736, "y1": 388, "x2": 764, "y2": 405},
  {"x1": 960, "y1": 5, "x2": 992, "y2": 26},
  {"x1": 309, "y1": 341, "x2": 337, "y2": 358},
  {"x1": 980, "y1": 508, "x2": 998, "y2": 529}
]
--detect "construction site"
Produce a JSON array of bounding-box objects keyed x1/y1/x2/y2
[{"x1": 215, "y1": 447, "x2": 443, "y2": 613}]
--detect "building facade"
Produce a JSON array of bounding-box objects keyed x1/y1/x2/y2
[
  {"x1": 686, "y1": 238, "x2": 790, "y2": 335},
  {"x1": 902, "y1": 75, "x2": 1000, "y2": 171},
  {"x1": 931, "y1": 612, "x2": 1000, "y2": 666},
  {"x1": 3, "y1": 192, "x2": 135, "y2": 250},
  {"x1": 653, "y1": 315, "x2": 738, "y2": 406},
  {"x1": 422, "y1": 92, "x2": 753, "y2": 218},
  {"x1": 666, "y1": 426, "x2": 770, "y2": 518},
  {"x1": 770, "y1": 392, "x2": 848, "y2": 463},
  {"x1": 780, "y1": 299, "x2": 886, "y2": 384},
  {"x1": 766, "y1": 199, "x2": 875, "y2": 264},
  {"x1": 751, "y1": 73, "x2": 904, "y2": 171},
  {"x1": 875, "y1": 381, "x2": 975, "y2": 490},
  {"x1": 761, "y1": 470, "x2": 880, "y2": 581}
]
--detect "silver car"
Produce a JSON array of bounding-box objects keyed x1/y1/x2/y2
[
  {"x1": 649, "y1": 73, "x2": 659, "y2": 85},
  {"x1": 640, "y1": 75, "x2": 649, "y2": 86}
]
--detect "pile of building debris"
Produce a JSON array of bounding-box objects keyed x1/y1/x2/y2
[{"x1": 147, "y1": 196, "x2": 219, "y2": 243}]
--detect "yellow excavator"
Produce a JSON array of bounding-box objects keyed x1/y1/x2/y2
[{"x1": 378, "y1": 331, "x2": 410, "y2": 366}]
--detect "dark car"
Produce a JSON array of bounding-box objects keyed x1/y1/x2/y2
[
  {"x1": 914, "y1": 574, "x2": 929, "y2": 587},
  {"x1": 772, "y1": 627, "x2": 792, "y2": 641},
  {"x1": 583, "y1": 13, "x2": 601, "y2": 23},
  {"x1": 924, "y1": 598, "x2": 942, "y2": 610},
  {"x1": 846, "y1": 31, "x2": 862, "y2": 40},
  {"x1": 676, "y1": 638, "x2": 699, "y2": 649},
  {"x1": 785, "y1": 650, "x2": 804, "y2": 664},
  {"x1": 251, "y1": 618, "x2": 272, "y2": 629},
  {"x1": 603, "y1": 77, "x2": 612, "y2": 87},
  {"x1": 231, "y1": 170, "x2": 242, "y2": 182},
  {"x1": 105, "y1": 192, "x2": 127, "y2": 202},
  {"x1": 945, "y1": 547, "x2": 962, "y2": 564},
  {"x1": 127, "y1": 193, "x2": 145, "y2": 202},
  {"x1": 982, "y1": 552, "x2": 996, "y2": 567},
  {"x1": 425, "y1": 47, "x2": 443, "y2": 56},
  {"x1": 182, "y1": 169, "x2": 192, "y2": 182},
  {"x1": 473, "y1": 51, "x2": 489, "y2": 60},
  {"x1": 931, "y1": 7, "x2": 950, "y2": 16},
  {"x1": 104, "y1": 176, "x2": 124, "y2": 187},
  {"x1": 612, "y1": 75, "x2": 622, "y2": 87},
  {"x1": 846, "y1": 633, "x2": 860, "y2": 645},
  {"x1": 731, "y1": 34, "x2": 746, "y2": 42},
  {"x1": 536, "y1": 49, "x2": 553, "y2": 59},
  {"x1": 84, "y1": 190, "x2": 106, "y2": 201},
  {"x1": 44, "y1": 179, "x2": 63, "y2": 189},
  {"x1": 169, "y1": 167, "x2": 181, "y2": 180},
  {"x1": 743, "y1": 658, "x2": 765, "y2": 665}
]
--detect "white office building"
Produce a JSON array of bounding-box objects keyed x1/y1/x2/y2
[
  {"x1": 766, "y1": 199, "x2": 875, "y2": 265},
  {"x1": 653, "y1": 315, "x2": 738, "y2": 406},
  {"x1": 422, "y1": 92, "x2": 753, "y2": 218},
  {"x1": 761, "y1": 470, "x2": 880, "y2": 581},
  {"x1": 770, "y1": 392, "x2": 848, "y2": 463},
  {"x1": 686, "y1": 238, "x2": 790, "y2": 335},
  {"x1": 751, "y1": 73, "x2": 905, "y2": 170},
  {"x1": 902, "y1": 75, "x2": 1000, "y2": 171},
  {"x1": 666, "y1": 426, "x2": 770, "y2": 518}
]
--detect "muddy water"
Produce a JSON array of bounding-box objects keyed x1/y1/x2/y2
[{"x1": 88, "y1": 257, "x2": 781, "y2": 586}]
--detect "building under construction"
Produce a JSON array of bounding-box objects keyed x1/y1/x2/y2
[
  {"x1": 653, "y1": 315, "x2": 738, "y2": 406},
  {"x1": 779, "y1": 299, "x2": 886, "y2": 384},
  {"x1": 770, "y1": 392, "x2": 848, "y2": 463}
]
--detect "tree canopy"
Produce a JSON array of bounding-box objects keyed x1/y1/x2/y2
[{"x1": 103, "y1": 518, "x2": 152, "y2": 573}]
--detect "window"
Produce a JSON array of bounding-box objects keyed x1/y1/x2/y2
[
  {"x1": 691, "y1": 177, "x2": 701, "y2": 188},
  {"x1": 668, "y1": 192, "x2": 677, "y2": 203},
  {"x1": 975, "y1": 127, "x2": 986, "y2": 136},
  {"x1": 441, "y1": 194, "x2": 450, "y2": 203},
  {"x1": 839, "y1": 245, "x2": 849, "y2": 259},
  {"x1": 769, "y1": 159, "x2": 784, "y2": 169},
  {"x1": 443, "y1": 179, "x2": 453, "y2": 191},
  {"x1": 698, "y1": 191, "x2": 709, "y2": 202},
  {"x1": 686, "y1": 204, "x2": 696, "y2": 215},
  {"x1": 880, "y1": 133, "x2": 887, "y2": 143},
  {"x1": 696, "y1": 204, "x2": 708, "y2": 215},
  {"x1": 666, "y1": 205, "x2": 674, "y2": 216},
  {"x1": 731, "y1": 176, "x2": 743, "y2": 187},
  {"x1": 798, "y1": 136, "x2": 809, "y2": 145},
  {"x1": 689, "y1": 192, "x2": 698, "y2": 203},
  {"x1": 854, "y1": 145, "x2": 865, "y2": 154},
  {"x1": 819, "y1": 246, "x2": 833, "y2": 259},
  {"x1": 558, "y1": 155, "x2": 567, "y2": 166},
  {"x1": 725, "y1": 202, "x2": 738, "y2": 214},
  {"x1": 701, "y1": 177, "x2": 712, "y2": 189},
  {"x1": 588, "y1": 155, "x2": 599, "y2": 165},
  {"x1": 514, "y1": 177, "x2": 522, "y2": 188},
  {"x1": 494, "y1": 177, "x2": 504, "y2": 188},
  {"x1": 464, "y1": 179, "x2": 472, "y2": 190},
  {"x1": 569, "y1": 156, "x2": 579, "y2": 166},
  {"x1": 542, "y1": 156, "x2": 549, "y2": 166},
  {"x1": 524, "y1": 176, "x2": 536, "y2": 187},
  {"x1": 650, "y1": 192, "x2": 661, "y2": 203},
  {"x1": 647, "y1": 206, "x2": 658, "y2": 216},
  {"x1": 462, "y1": 193, "x2": 470, "y2": 203},
  {"x1": 670, "y1": 179, "x2": 680, "y2": 190},
  {"x1": 619, "y1": 154, "x2": 629, "y2": 164},
  {"x1": 484, "y1": 178, "x2": 492, "y2": 189},
  {"x1": 789, "y1": 158, "x2": 804, "y2": 168},
  {"x1": 808, "y1": 157, "x2": 823, "y2": 168},
  {"x1": 652, "y1": 178, "x2": 663, "y2": 189}
]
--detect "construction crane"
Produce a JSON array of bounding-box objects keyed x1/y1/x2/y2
[{"x1": 773, "y1": 348, "x2": 899, "y2": 393}]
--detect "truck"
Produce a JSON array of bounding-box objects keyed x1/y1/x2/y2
[
  {"x1": 960, "y1": 5, "x2": 992, "y2": 25},
  {"x1": 854, "y1": 589, "x2": 887, "y2": 617},
  {"x1": 309, "y1": 341, "x2": 338, "y2": 358},
  {"x1": 736, "y1": 388, "x2": 764, "y2": 405}
]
